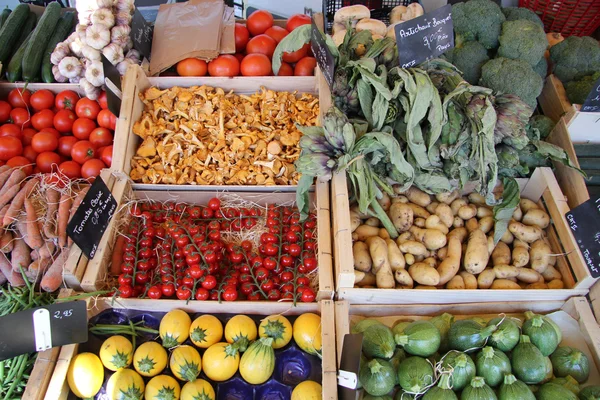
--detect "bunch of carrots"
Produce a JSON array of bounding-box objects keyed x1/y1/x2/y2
[{"x1": 0, "y1": 165, "x2": 89, "y2": 292}]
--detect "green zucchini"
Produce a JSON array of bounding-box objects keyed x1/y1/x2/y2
[
  {"x1": 364, "y1": 395, "x2": 393, "y2": 400},
  {"x1": 359, "y1": 358, "x2": 396, "y2": 397},
  {"x1": 394, "y1": 391, "x2": 416, "y2": 400},
  {"x1": 362, "y1": 324, "x2": 395, "y2": 360},
  {"x1": 461, "y1": 377, "x2": 498, "y2": 400},
  {"x1": 397, "y1": 356, "x2": 435, "y2": 394},
  {"x1": 522, "y1": 314, "x2": 559, "y2": 356},
  {"x1": 448, "y1": 319, "x2": 497, "y2": 352},
  {"x1": 0, "y1": 4, "x2": 30, "y2": 63},
  {"x1": 551, "y1": 376, "x2": 580, "y2": 395},
  {"x1": 0, "y1": 8, "x2": 11, "y2": 30},
  {"x1": 6, "y1": 30, "x2": 32, "y2": 82},
  {"x1": 536, "y1": 382, "x2": 578, "y2": 400},
  {"x1": 580, "y1": 385, "x2": 600, "y2": 400},
  {"x1": 550, "y1": 346, "x2": 590, "y2": 383},
  {"x1": 352, "y1": 319, "x2": 385, "y2": 334},
  {"x1": 41, "y1": 11, "x2": 74, "y2": 83},
  {"x1": 422, "y1": 373, "x2": 458, "y2": 400},
  {"x1": 430, "y1": 313, "x2": 454, "y2": 353},
  {"x1": 541, "y1": 356, "x2": 554, "y2": 384},
  {"x1": 394, "y1": 320, "x2": 441, "y2": 357},
  {"x1": 523, "y1": 311, "x2": 562, "y2": 343},
  {"x1": 11, "y1": 11, "x2": 35, "y2": 56},
  {"x1": 498, "y1": 374, "x2": 535, "y2": 400},
  {"x1": 475, "y1": 346, "x2": 511, "y2": 388},
  {"x1": 488, "y1": 317, "x2": 520, "y2": 352},
  {"x1": 21, "y1": 2, "x2": 61, "y2": 82},
  {"x1": 440, "y1": 351, "x2": 476, "y2": 391},
  {"x1": 389, "y1": 348, "x2": 407, "y2": 372},
  {"x1": 511, "y1": 335, "x2": 546, "y2": 384}
]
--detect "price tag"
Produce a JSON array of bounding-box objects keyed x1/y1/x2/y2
[
  {"x1": 0, "y1": 301, "x2": 87, "y2": 361},
  {"x1": 581, "y1": 76, "x2": 600, "y2": 113},
  {"x1": 101, "y1": 54, "x2": 122, "y2": 118},
  {"x1": 565, "y1": 197, "x2": 600, "y2": 278},
  {"x1": 310, "y1": 18, "x2": 335, "y2": 89},
  {"x1": 67, "y1": 177, "x2": 117, "y2": 259},
  {"x1": 130, "y1": 8, "x2": 153, "y2": 61},
  {"x1": 338, "y1": 333, "x2": 363, "y2": 399},
  {"x1": 395, "y1": 4, "x2": 454, "y2": 68}
]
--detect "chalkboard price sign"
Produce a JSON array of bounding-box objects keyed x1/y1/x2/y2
[
  {"x1": 395, "y1": 4, "x2": 454, "y2": 68},
  {"x1": 581, "y1": 76, "x2": 600, "y2": 113},
  {"x1": 131, "y1": 8, "x2": 153, "y2": 61},
  {"x1": 565, "y1": 197, "x2": 600, "y2": 278},
  {"x1": 310, "y1": 19, "x2": 335, "y2": 89},
  {"x1": 67, "y1": 177, "x2": 117, "y2": 259}
]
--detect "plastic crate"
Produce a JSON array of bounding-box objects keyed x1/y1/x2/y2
[
  {"x1": 323, "y1": 0, "x2": 416, "y2": 31},
  {"x1": 519, "y1": 0, "x2": 600, "y2": 36}
]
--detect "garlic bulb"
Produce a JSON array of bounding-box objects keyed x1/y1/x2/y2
[
  {"x1": 81, "y1": 44, "x2": 101, "y2": 61},
  {"x1": 125, "y1": 49, "x2": 140, "y2": 63},
  {"x1": 79, "y1": 12, "x2": 92, "y2": 26},
  {"x1": 76, "y1": 24, "x2": 88, "y2": 41},
  {"x1": 59, "y1": 56, "x2": 83, "y2": 78},
  {"x1": 92, "y1": 8, "x2": 115, "y2": 28},
  {"x1": 116, "y1": 58, "x2": 133, "y2": 75},
  {"x1": 124, "y1": 37, "x2": 133, "y2": 52},
  {"x1": 111, "y1": 25, "x2": 130, "y2": 47},
  {"x1": 69, "y1": 37, "x2": 85, "y2": 57},
  {"x1": 50, "y1": 43, "x2": 70, "y2": 65},
  {"x1": 64, "y1": 31, "x2": 79, "y2": 46},
  {"x1": 103, "y1": 43, "x2": 124, "y2": 65},
  {"x1": 115, "y1": 10, "x2": 132, "y2": 27},
  {"x1": 96, "y1": 0, "x2": 114, "y2": 8},
  {"x1": 116, "y1": 0, "x2": 134, "y2": 13},
  {"x1": 80, "y1": 78, "x2": 101, "y2": 100},
  {"x1": 69, "y1": 76, "x2": 82, "y2": 84},
  {"x1": 85, "y1": 61, "x2": 105, "y2": 87},
  {"x1": 52, "y1": 65, "x2": 68, "y2": 83},
  {"x1": 86, "y1": 24, "x2": 111, "y2": 50}
]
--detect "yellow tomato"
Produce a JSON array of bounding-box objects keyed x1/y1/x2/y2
[
  {"x1": 189, "y1": 315, "x2": 223, "y2": 348},
  {"x1": 291, "y1": 381, "x2": 322, "y2": 400},
  {"x1": 99, "y1": 335, "x2": 133, "y2": 371},
  {"x1": 181, "y1": 379, "x2": 215, "y2": 400},
  {"x1": 133, "y1": 341, "x2": 167, "y2": 377},
  {"x1": 224, "y1": 315, "x2": 257, "y2": 352},
  {"x1": 67, "y1": 352, "x2": 104, "y2": 399},
  {"x1": 259, "y1": 315, "x2": 293, "y2": 349},
  {"x1": 202, "y1": 342, "x2": 240, "y2": 382},
  {"x1": 145, "y1": 375, "x2": 181, "y2": 400},
  {"x1": 293, "y1": 313, "x2": 322, "y2": 355}
]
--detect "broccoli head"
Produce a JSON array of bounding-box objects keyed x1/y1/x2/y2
[
  {"x1": 501, "y1": 7, "x2": 544, "y2": 28},
  {"x1": 450, "y1": 41, "x2": 490, "y2": 84},
  {"x1": 564, "y1": 71, "x2": 600, "y2": 104},
  {"x1": 532, "y1": 57, "x2": 548, "y2": 78},
  {"x1": 452, "y1": 0, "x2": 505, "y2": 50},
  {"x1": 527, "y1": 115, "x2": 556, "y2": 139},
  {"x1": 497, "y1": 20, "x2": 548, "y2": 66},
  {"x1": 550, "y1": 36, "x2": 600, "y2": 83},
  {"x1": 479, "y1": 57, "x2": 544, "y2": 109}
]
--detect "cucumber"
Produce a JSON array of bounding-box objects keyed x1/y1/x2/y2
[
  {"x1": 0, "y1": 8, "x2": 11, "y2": 30},
  {"x1": 6, "y1": 31, "x2": 32, "y2": 82},
  {"x1": 11, "y1": 12, "x2": 36, "y2": 57},
  {"x1": 41, "y1": 11, "x2": 74, "y2": 83},
  {"x1": 0, "y1": 4, "x2": 30, "y2": 63},
  {"x1": 21, "y1": 2, "x2": 61, "y2": 82}
]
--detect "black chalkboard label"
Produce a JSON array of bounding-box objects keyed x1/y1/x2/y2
[
  {"x1": 0, "y1": 301, "x2": 87, "y2": 361},
  {"x1": 67, "y1": 177, "x2": 117, "y2": 259},
  {"x1": 101, "y1": 54, "x2": 122, "y2": 118},
  {"x1": 338, "y1": 333, "x2": 363, "y2": 398},
  {"x1": 310, "y1": 19, "x2": 335, "y2": 89},
  {"x1": 131, "y1": 8, "x2": 153, "y2": 61},
  {"x1": 581, "y1": 76, "x2": 600, "y2": 113},
  {"x1": 565, "y1": 197, "x2": 600, "y2": 278},
  {"x1": 395, "y1": 4, "x2": 454, "y2": 68}
]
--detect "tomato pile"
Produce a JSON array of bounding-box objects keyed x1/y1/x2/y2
[
  {"x1": 116, "y1": 199, "x2": 319, "y2": 303},
  {"x1": 0, "y1": 88, "x2": 116, "y2": 181},
  {"x1": 175, "y1": 12, "x2": 316, "y2": 77}
]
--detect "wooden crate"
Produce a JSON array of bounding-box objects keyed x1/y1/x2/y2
[
  {"x1": 334, "y1": 297, "x2": 600, "y2": 394},
  {"x1": 42, "y1": 297, "x2": 337, "y2": 400},
  {"x1": 78, "y1": 175, "x2": 334, "y2": 300},
  {"x1": 332, "y1": 167, "x2": 595, "y2": 304}
]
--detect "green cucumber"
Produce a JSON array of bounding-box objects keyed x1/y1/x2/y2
[
  {"x1": 0, "y1": 8, "x2": 11, "y2": 30},
  {"x1": 11, "y1": 11, "x2": 35, "y2": 56},
  {"x1": 550, "y1": 346, "x2": 590, "y2": 383},
  {"x1": 21, "y1": 2, "x2": 61, "y2": 82},
  {"x1": 6, "y1": 31, "x2": 32, "y2": 82},
  {"x1": 475, "y1": 346, "x2": 511, "y2": 387},
  {"x1": 0, "y1": 4, "x2": 30, "y2": 63},
  {"x1": 394, "y1": 320, "x2": 441, "y2": 357},
  {"x1": 41, "y1": 11, "x2": 74, "y2": 83}
]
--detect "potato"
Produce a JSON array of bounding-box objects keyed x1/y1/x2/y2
[
  {"x1": 426, "y1": 201, "x2": 440, "y2": 215},
  {"x1": 409, "y1": 227, "x2": 447, "y2": 250},
  {"x1": 451, "y1": 198, "x2": 468, "y2": 216},
  {"x1": 399, "y1": 240, "x2": 428, "y2": 257},
  {"x1": 414, "y1": 218, "x2": 426, "y2": 228},
  {"x1": 350, "y1": 211, "x2": 362, "y2": 232},
  {"x1": 527, "y1": 282, "x2": 549, "y2": 289},
  {"x1": 389, "y1": 203, "x2": 414, "y2": 233},
  {"x1": 397, "y1": 232, "x2": 413, "y2": 244},
  {"x1": 548, "y1": 253, "x2": 557, "y2": 266},
  {"x1": 379, "y1": 228, "x2": 391, "y2": 240},
  {"x1": 437, "y1": 236, "x2": 461, "y2": 285},
  {"x1": 517, "y1": 268, "x2": 542, "y2": 284},
  {"x1": 477, "y1": 269, "x2": 496, "y2": 289},
  {"x1": 377, "y1": 192, "x2": 391, "y2": 212},
  {"x1": 453, "y1": 216, "x2": 465, "y2": 228},
  {"x1": 479, "y1": 216, "x2": 494, "y2": 234},
  {"x1": 405, "y1": 253, "x2": 415, "y2": 266},
  {"x1": 394, "y1": 268, "x2": 414, "y2": 287},
  {"x1": 408, "y1": 203, "x2": 431, "y2": 219},
  {"x1": 468, "y1": 193, "x2": 486, "y2": 206},
  {"x1": 491, "y1": 279, "x2": 522, "y2": 289},
  {"x1": 433, "y1": 203, "x2": 453, "y2": 228},
  {"x1": 392, "y1": 196, "x2": 409, "y2": 204},
  {"x1": 492, "y1": 241, "x2": 511, "y2": 266},
  {"x1": 423, "y1": 257, "x2": 437, "y2": 268},
  {"x1": 354, "y1": 270, "x2": 376, "y2": 286},
  {"x1": 513, "y1": 206, "x2": 523, "y2": 222},
  {"x1": 406, "y1": 187, "x2": 431, "y2": 207},
  {"x1": 353, "y1": 242, "x2": 372, "y2": 272},
  {"x1": 376, "y1": 261, "x2": 395, "y2": 288},
  {"x1": 446, "y1": 275, "x2": 465, "y2": 289},
  {"x1": 414, "y1": 285, "x2": 437, "y2": 289},
  {"x1": 520, "y1": 198, "x2": 539, "y2": 213},
  {"x1": 541, "y1": 265, "x2": 562, "y2": 282},
  {"x1": 458, "y1": 271, "x2": 478, "y2": 289},
  {"x1": 530, "y1": 239, "x2": 551, "y2": 273},
  {"x1": 494, "y1": 265, "x2": 520, "y2": 279},
  {"x1": 458, "y1": 204, "x2": 478, "y2": 220},
  {"x1": 448, "y1": 227, "x2": 468, "y2": 243},
  {"x1": 366, "y1": 237, "x2": 388, "y2": 271},
  {"x1": 365, "y1": 217, "x2": 380, "y2": 227},
  {"x1": 499, "y1": 229, "x2": 514, "y2": 245},
  {"x1": 435, "y1": 190, "x2": 459, "y2": 205},
  {"x1": 352, "y1": 225, "x2": 380, "y2": 241},
  {"x1": 512, "y1": 240, "x2": 529, "y2": 268},
  {"x1": 437, "y1": 246, "x2": 448, "y2": 260},
  {"x1": 351, "y1": 205, "x2": 370, "y2": 219},
  {"x1": 509, "y1": 221, "x2": 543, "y2": 243},
  {"x1": 487, "y1": 235, "x2": 496, "y2": 255},
  {"x1": 464, "y1": 229, "x2": 490, "y2": 275},
  {"x1": 386, "y1": 239, "x2": 405, "y2": 271},
  {"x1": 477, "y1": 207, "x2": 493, "y2": 218},
  {"x1": 425, "y1": 215, "x2": 449, "y2": 235},
  {"x1": 548, "y1": 279, "x2": 564, "y2": 289},
  {"x1": 522, "y1": 209, "x2": 550, "y2": 229},
  {"x1": 408, "y1": 262, "x2": 440, "y2": 286}
]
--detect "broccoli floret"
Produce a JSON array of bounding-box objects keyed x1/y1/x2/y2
[
  {"x1": 550, "y1": 36, "x2": 600, "y2": 83},
  {"x1": 528, "y1": 115, "x2": 556, "y2": 139},
  {"x1": 450, "y1": 41, "x2": 490, "y2": 84},
  {"x1": 452, "y1": 0, "x2": 506, "y2": 50},
  {"x1": 532, "y1": 57, "x2": 548, "y2": 78},
  {"x1": 497, "y1": 20, "x2": 548, "y2": 66},
  {"x1": 479, "y1": 57, "x2": 544, "y2": 109},
  {"x1": 564, "y1": 71, "x2": 600, "y2": 104},
  {"x1": 502, "y1": 7, "x2": 544, "y2": 28}
]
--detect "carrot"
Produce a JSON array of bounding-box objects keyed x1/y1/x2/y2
[
  {"x1": 69, "y1": 187, "x2": 89, "y2": 220},
  {"x1": 41, "y1": 249, "x2": 69, "y2": 292},
  {"x1": 37, "y1": 240, "x2": 55, "y2": 260},
  {"x1": 0, "y1": 185, "x2": 20, "y2": 210},
  {"x1": 26, "y1": 257, "x2": 53, "y2": 282},
  {"x1": 57, "y1": 193, "x2": 72, "y2": 248},
  {"x1": 0, "y1": 168, "x2": 22, "y2": 197},
  {"x1": 24, "y1": 197, "x2": 43, "y2": 249},
  {"x1": 15, "y1": 218, "x2": 32, "y2": 249},
  {"x1": 0, "y1": 253, "x2": 25, "y2": 286},
  {"x1": 30, "y1": 249, "x2": 39, "y2": 261},
  {"x1": 0, "y1": 269, "x2": 6, "y2": 286},
  {"x1": 0, "y1": 204, "x2": 9, "y2": 222},
  {"x1": 0, "y1": 230, "x2": 13, "y2": 253},
  {"x1": 11, "y1": 237, "x2": 31, "y2": 272},
  {"x1": 3, "y1": 178, "x2": 39, "y2": 227},
  {"x1": 110, "y1": 235, "x2": 126, "y2": 275},
  {"x1": 43, "y1": 188, "x2": 60, "y2": 238}
]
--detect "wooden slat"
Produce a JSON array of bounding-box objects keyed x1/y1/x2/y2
[
  {"x1": 332, "y1": 172, "x2": 355, "y2": 290},
  {"x1": 589, "y1": 280, "x2": 600, "y2": 321},
  {"x1": 538, "y1": 74, "x2": 573, "y2": 122},
  {"x1": 317, "y1": 180, "x2": 334, "y2": 300}
]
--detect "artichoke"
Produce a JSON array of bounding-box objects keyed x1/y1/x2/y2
[
  {"x1": 492, "y1": 94, "x2": 533, "y2": 144},
  {"x1": 333, "y1": 69, "x2": 360, "y2": 114},
  {"x1": 295, "y1": 153, "x2": 336, "y2": 181}
]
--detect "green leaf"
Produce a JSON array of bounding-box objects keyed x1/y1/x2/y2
[
  {"x1": 296, "y1": 174, "x2": 314, "y2": 221},
  {"x1": 372, "y1": 92, "x2": 389, "y2": 130},
  {"x1": 356, "y1": 78, "x2": 374, "y2": 126},
  {"x1": 272, "y1": 24, "x2": 311, "y2": 75},
  {"x1": 531, "y1": 140, "x2": 587, "y2": 177},
  {"x1": 493, "y1": 177, "x2": 520, "y2": 245}
]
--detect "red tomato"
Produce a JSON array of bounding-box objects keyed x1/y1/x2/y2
[
  {"x1": 36, "y1": 152, "x2": 60, "y2": 173},
  {"x1": 0, "y1": 124, "x2": 22, "y2": 139},
  {"x1": 235, "y1": 23, "x2": 250, "y2": 52},
  {"x1": 22, "y1": 146, "x2": 38, "y2": 163},
  {"x1": 39, "y1": 127, "x2": 61, "y2": 140},
  {"x1": 53, "y1": 109, "x2": 76, "y2": 134},
  {"x1": 71, "y1": 140, "x2": 96, "y2": 164},
  {"x1": 10, "y1": 108, "x2": 31, "y2": 129},
  {"x1": 89, "y1": 127, "x2": 113, "y2": 147},
  {"x1": 31, "y1": 109, "x2": 55, "y2": 131},
  {"x1": 287, "y1": 14, "x2": 311, "y2": 32},
  {"x1": 246, "y1": 34, "x2": 277, "y2": 58},
  {"x1": 55, "y1": 90, "x2": 79, "y2": 110},
  {"x1": 247, "y1": 9, "x2": 273, "y2": 36},
  {"x1": 101, "y1": 145, "x2": 113, "y2": 167},
  {"x1": 97, "y1": 109, "x2": 116, "y2": 130},
  {"x1": 30, "y1": 90, "x2": 55, "y2": 112},
  {"x1": 57, "y1": 136, "x2": 78, "y2": 158},
  {"x1": 234, "y1": 53, "x2": 245, "y2": 63},
  {"x1": 7, "y1": 156, "x2": 33, "y2": 175},
  {"x1": 277, "y1": 62, "x2": 294, "y2": 76},
  {"x1": 22, "y1": 128, "x2": 37, "y2": 146},
  {"x1": 207, "y1": 55, "x2": 240, "y2": 77},
  {"x1": 176, "y1": 58, "x2": 208, "y2": 76},
  {"x1": 59, "y1": 161, "x2": 82, "y2": 179},
  {"x1": 295, "y1": 57, "x2": 317, "y2": 76},
  {"x1": 264, "y1": 26, "x2": 289, "y2": 43},
  {"x1": 31, "y1": 132, "x2": 59, "y2": 153},
  {"x1": 81, "y1": 159, "x2": 105, "y2": 182},
  {"x1": 72, "y1": 118, "x2": 96, "y2": 140},
  {"x1": 240, "y1": 53, "x2": 272, "y2": 76},
  {"x1": 0, "y1": 101, "x2": 11, "y2": 123},
  {"x1": 283, "y1": 43, "x2": 310, "y2": 63},
  {"x1": 8, "y1": 89, "x2": 31, "y2": 109},
  {"x1": 75, "y1": 98, "x2": 101, "y2": 120},
  {"x1": 0, "y1": 137, "x2": 22, "y2": 161},
  {"x1": 97, "y1": 91, "x2": 108, "y2": 110}
]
